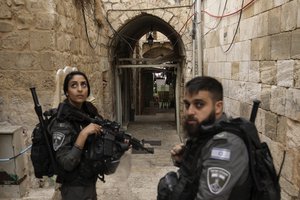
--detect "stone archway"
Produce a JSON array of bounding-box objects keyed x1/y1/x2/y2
[{"x1": 108, "y1": 13, "x2": 188, "y2": 134}]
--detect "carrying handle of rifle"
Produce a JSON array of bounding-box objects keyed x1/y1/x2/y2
[{"x1": 250, "y1": 99, "x2": 261, "y2": 123}]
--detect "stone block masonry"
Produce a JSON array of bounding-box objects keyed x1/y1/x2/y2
[{"x1": 203, "y1": 0, "x2": 300, "y2": 198}]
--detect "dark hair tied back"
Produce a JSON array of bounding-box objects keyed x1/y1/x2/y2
[{"x1": 63, "y1": 71, "x2": 90, "y2": 97}]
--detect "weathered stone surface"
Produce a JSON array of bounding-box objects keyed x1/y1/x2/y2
[
  {"x1": 286, "y1": 118, "x2": 300, "y2": 148},
  {"x1": 224, "y1": 97, "x2": 241, "y2": 118},
  {"x1": 30, "y1": 31, "x2": 55, "y2": 51},
  {"x1": 0, "y1": 71, "x2": 55, "y2": 90},
  {"x1": 260, "y1": 61, "x2": 276, "y2": 84},
  {"x1": 245, "y1": 82, "x2": 261, "y2": 104},
  {"x1": 1, "y1": 31, "x2": 29, "y2": 50},
  {"x1": 0, "y1": 1, "x2": 12, "y2": 19},
  {"x1": 239, "y1": 101, "x2": 251, "y2": 119},
  {"x1": 251, "y1": 36, "x2": 271, "y2": 60},
  {"x1": 277, "y1": 116, "x2": 287, "y2": 144},
  {"x1": 291, "y1": 29, "x2": 300, "y2": 59},
  {"x1": 241, "y1": 41, "x2": 251, "y2": 61},
  {"x1": 256, "y1": 12, "x2": 269, "y2": 37},
  {"x1": 16, "y1": 11, "x2": 34, "y2": 30},
  {"x1": 295, "y1": 60, "x2": 300, "y2": 88},
  {"x1": 228, "y1": 80, "x2": 246, "y2": 102},
  {"x1": 240, "y1": 17, "x2": 254, "y2": 40},
  {"x1": 0, "y1": 52, "x2": 38, "y2": 70},
  {"x1": 57, "y1": 33, "x2": 72, "y2": 51},
  {"x1": 223, "y1": 62, "x2": 231, "y2": 79},
  {"x1": 254, "y1": 0, "x2": 273, "y2": 15},
  {"x1": 13, "y1": 0, "x2": 25, "y2": 5},
  {"x1": 249, "y1": 61, "x2": 260, "y2": 83},
  {"x1": 35, "y1": 12, "x2": 57, "y2": 30},
  {"x1": 281, "y1": 0, "x2": 297, "y2": 31},
  {"x1": 260, "y1": 84, "x2": 271, "y2": 110},
  {"x1": 268, "y1": 6, "x2": 281, "y2": 34},
  {"x1": 271, "y1": 32, "x2": 291, "y2": 60},
  {"x1": 270, "y1": 86, "x2": 286, "y2": 115},
  {"x1": 274, "y1": 0, "x2": 291, "y2": 7},
  {"x1": 264, "y1": 111, "x2": 278, "y2": 140},
  {"x1": 239, "y1": 61, "x2": 249, "y2": 81},
  {"x1": 231, "y1": 62, "x2": 239, "y2": 80},
  {"x1": 298, "y1": 0, "x2": 300, "y2": 28},
  {"x1": 0, "y1": 21, "x2": 14, "y2": 32},
  {"x1": 285, "y1": 88, "x2": 300, "y2": 122},
  {"x1": 277, "y1": 60, "x2": 294, "y2": 87}
]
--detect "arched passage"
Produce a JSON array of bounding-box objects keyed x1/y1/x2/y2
[{"x1": 110, "y1": 13, "x2": 186, "y2": 134}]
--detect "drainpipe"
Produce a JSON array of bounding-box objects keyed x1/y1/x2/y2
[
  {"x1": 192, "y1": 17, "x2": 196, "y2": 77},
  {"x1": 196, "y1": 0, "x2": 202, "y2": 76}
]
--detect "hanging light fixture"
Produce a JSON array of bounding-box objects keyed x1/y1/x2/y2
[{"x1": 147, "y1": 32, "x2": 154, "y2": 46}]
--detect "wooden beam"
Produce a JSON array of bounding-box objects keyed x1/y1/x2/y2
[{"x1": 117, "y1": 63, "x2": 179, "y2": 68}]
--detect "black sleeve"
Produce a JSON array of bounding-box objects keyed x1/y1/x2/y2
[{"x1": 50, "y1": 120, "x2": 82, "y2": 172}]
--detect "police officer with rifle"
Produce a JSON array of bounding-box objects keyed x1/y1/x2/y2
[{"x1": 31, "y1": 71, "x2": 152, "y2": 200}]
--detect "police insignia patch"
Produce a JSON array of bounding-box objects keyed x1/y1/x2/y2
[
  {"x1": 207, "y1": 167, "x2": 231, "y2": 194},
  {"x1": 53, "y1": 132, "x2": 65, "y2": 151}
]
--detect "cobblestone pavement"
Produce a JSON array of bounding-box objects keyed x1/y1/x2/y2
[
  {"x1": 12, "y1": 112, "x2": 181, "y2": 200},
  {"x1": 97, "y1": 113, "x2": 181, "y2": 200}
]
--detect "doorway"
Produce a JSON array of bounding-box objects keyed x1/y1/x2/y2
[{"x1": 110, "y1": 14, "x2": 186, "y2": 135}]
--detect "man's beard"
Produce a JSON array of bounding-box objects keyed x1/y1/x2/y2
[{"x1": 183, "y1": 110, "x2": 216, "y2": 138}]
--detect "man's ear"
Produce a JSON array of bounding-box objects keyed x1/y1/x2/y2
[{"x1": 215, "y1": 100, "x2": 223, "y2": 116}]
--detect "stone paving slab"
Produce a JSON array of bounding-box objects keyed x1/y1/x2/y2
[
  {"x1": 97, "y1": 113, "x2": 181, "y2": 200},
  {"x1": 5, "y1": 112, "x2": 180, "y2": 200}
]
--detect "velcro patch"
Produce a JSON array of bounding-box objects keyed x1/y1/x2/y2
[
  {"x1": 53, "y1": 131, "x2": 65, "y2": 151},
  {"x1": 207, "y1": 167, "x2": 231, "y2": 194},
  {"x1": 213, "y1": 132, "x2": 227, "y2": 140},
  {"x1": 211, "y1": 148, "x2": 231, "y2": 161}
]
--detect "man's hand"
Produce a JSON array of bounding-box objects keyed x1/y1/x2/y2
[{"x1": 171, "y1": 143, "x2": 185, "y2": 166}]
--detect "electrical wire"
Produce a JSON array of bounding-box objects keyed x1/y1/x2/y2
[
  {"x1": 81, "y1": 0, "x2": 100, "y2": 49},
  {"x1": 178, "y1": 1, "x2": 195, "y2": 35},
  {"x1": 221, "y1": 0, "x2": 245, "y2": 53},
  {"x1": 105, "y1": 16, "x2": 135, "y2": 53},
  {"x1": 202, "y1": 0, "x2": 255, "y2": 18},
  {"x1": 0, "y1": 145, "x2": 32, "y2": 162},
  {"x1": 105, "y1": 4, "x2": 195, "y2": 53},
  {"x1": 203, "y1": 0, "x2": 228, "y2": 36}
]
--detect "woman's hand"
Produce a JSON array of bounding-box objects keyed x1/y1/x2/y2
[
  {"x1": 81, "y1": 123, "x2": 102, "y2": 136},
  {"x1": 75, "y1": 123, "x2": 102, "y2": 150}
]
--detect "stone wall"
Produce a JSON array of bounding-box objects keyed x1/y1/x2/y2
[
  {"x1": 202, "y1": 0, "x2": 300, "y2": 199},
  {"x1": 0, "y1": 0, "x2": 112, "y2": 188},
  {"x1": 0, "y1": 0, "x2": 112, "y2": 130}
]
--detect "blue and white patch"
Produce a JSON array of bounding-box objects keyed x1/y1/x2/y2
[
  {"x1": 211, "y1": 148, "x2": 231, "y2": 161},
  {"x1": 207, "y1": 167, "x2": 231, "y2": 194},
  {"x1": 53, "y1": 132, "x2": 65, "y2": 151}
]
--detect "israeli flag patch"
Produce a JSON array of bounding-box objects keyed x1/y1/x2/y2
[{"x1": 211, "y1": 148, "x2": 231, "y2": 161}]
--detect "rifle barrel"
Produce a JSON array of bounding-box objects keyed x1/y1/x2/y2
[{"x1": 250, "y1": 99, "x2": 261, "y2": 123}]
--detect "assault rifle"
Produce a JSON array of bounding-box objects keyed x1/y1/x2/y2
[
  {"x1": 30, "y1": 87, "x2": 57, "y2": 178},
  {"x1": 56, "y1": 102, "x2": 154, "y2": 154}
]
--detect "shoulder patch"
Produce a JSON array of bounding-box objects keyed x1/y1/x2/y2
[
  {"x1": 207, "y1": 167, "x2": 231, "y2": 194},
  {"x1": 210, "y1": 148, "x2": 231, "y2": 161},
  {"x1": 53, "y1": 131, "x2": 65, "y2": 151},
  {"x1": 213, "y1": 132, "x2": 228, "y2": 140}
]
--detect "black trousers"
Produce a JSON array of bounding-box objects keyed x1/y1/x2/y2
[{"x1": 60, "y1": 184, "x2": 97, "y2": 200}]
